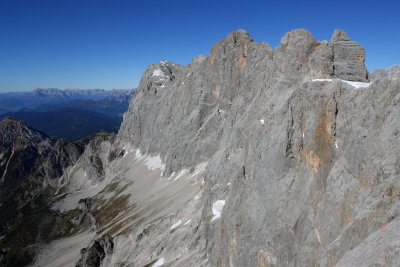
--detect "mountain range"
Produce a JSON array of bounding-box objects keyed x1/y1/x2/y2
[
  {"x1": 0, "y1": 88, "x2": 135, "y2": 140},
  {"x1": 1, "y1": 29, "x2": 400, "y2": 267},
  {"x1": 0, "y1": 88, "x2": 134, "y2": 112}
]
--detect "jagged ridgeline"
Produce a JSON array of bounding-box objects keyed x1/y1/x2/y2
[{"x1": 1, "y1": 29, "x2": 400, "y2": 267}]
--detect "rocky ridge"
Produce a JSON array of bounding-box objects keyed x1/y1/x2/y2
[
  {"x1": 112, "y1": 28, "x2": 399, "y2": 266},
  {"x1": 1, "y1": 28, "x2": 399, "y2": 267},
  {"x1": 0, "y1": 118, "x2": 83, "y2": 266}
]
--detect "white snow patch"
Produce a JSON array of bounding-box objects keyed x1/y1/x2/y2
[
  {"x1": 135, "y1": 149, "x2": 143, "y2": 160},
  {"x1": 211, "y1": 200, "x2": 225, "y2": 221},
  {"x1": 160, "y1": 84, "x2": 165, "y2": 88},
  {"x1": 187, "y1": 72, "x2": 192, "y2": 77},
  {"x1": 170, "y1": 220, "x2": 182, "y2": 230},
  {"x1": 227, "y1": 183, "x2": 231, "y2": 186},
  {"x1": 152, "y1": 68, "x2": 169, "y2": 81},
  {"x1": 311, "y1": 78, "x2": 371, "y2": 89},
  {"x1": 190, "y1": 162, "x2": 208, "y2": 178},
  {"x1": 167, "y1": 171, "x2": 176, "y2": 180},
  {"x1": 341, "y1": 80, "x2": 371, "y2": 88},
  {"x1": 189, "y1": 161, "x2": 208, "y2": 178},
  {"x1": 260, "y1": 119, "x2": 264, "y2": 125},
  {"x1": 335, "y1": 140, "x2": 339, "y2": 149},
  {"x1": 144, "y1": 155, "x2": 166, "y2": 173},
  {"x1": 312, "y1": 78, "x2": 333, "y2": 82},
  {"x1": 152, "y1": 257, "x2": 165, "y2": 267},
  {"x1": 152, "y1": 69, "x2": 164, "y2": 77},
  {"x1": 174, "y1": 169, "x2": 189, "y2": 181},
  {"x1": 184, "y1": 219, "x2": 191, "y2": 226},
  {"x1": 302, "y1": 132, "x2": 305, "y2": 138}
]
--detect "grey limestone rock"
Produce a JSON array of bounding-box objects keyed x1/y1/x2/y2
[
  {"x1": 330, "y1": 29, "x2": 368, "y2": 82},
  {"x1": 3, "y1": 29, "x2": 397, "y2": 267},
  {"x1": 116, "y1": 29, "x2": 399, "y2": 266}
]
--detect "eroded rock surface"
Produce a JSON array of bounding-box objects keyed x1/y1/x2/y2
[
  {"x1": 2, "y1": 29, "x2": 399, "y2": 267},
  {"x1": 115, "y1": 29, "x2": 398, "y2": 266}
]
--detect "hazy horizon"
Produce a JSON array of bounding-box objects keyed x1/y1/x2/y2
[{"x1": 0, "y1": 87, "x2": 136, "y2": 93}]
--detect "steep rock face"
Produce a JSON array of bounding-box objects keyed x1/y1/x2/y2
[
  {"x1": 330, "y1": 29, "x2": 368, "y2": 82},
  {"x1": 10, "y1": 29, "x2": 397, "y2": 267},
  {"x1": 115, "y1": 29, "x2": 399, "y2": 266},
  {"x1": 119, "y1": 28, "x2": 369, "y2": 176}
]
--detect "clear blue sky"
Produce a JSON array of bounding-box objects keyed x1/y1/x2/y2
[{"x1": 0, "y1": 0, "x2": 399, "y2": 92}]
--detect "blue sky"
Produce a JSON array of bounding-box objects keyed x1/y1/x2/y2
[{"x1": 0, "y1": 0, "x2": 399, "y2": 91}]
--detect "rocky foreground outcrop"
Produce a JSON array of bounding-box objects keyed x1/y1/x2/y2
[{"x1": 1, "y1": 29, "x2": 399, "y2": 267}]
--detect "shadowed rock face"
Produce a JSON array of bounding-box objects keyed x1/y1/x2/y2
[
  {"x1": 76, "y1": 235, "x2": 114, "y2": 267},
  {"x1": 0, "y1": 118, "x2": 83, "y2": 266}
]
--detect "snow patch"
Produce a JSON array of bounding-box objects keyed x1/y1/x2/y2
[
  {"x1": 184, "y1": 219, "x2": 191, "y2": 226},
  {"x1": 335, "y1": 140, "x2": 339, "y2": 149},
  {"x1": 312, "y1": 79, "x2": 333, "y2": 82},
  {"x1": 152, "y1": 257, "x2": 165, "y2": 267},
  {"x1": 189, "y1": 161, "x2": 208, "y2": 178},
  {"x1": 174, "y1": 169, "x2": 189, "y2": 181},
  {"x1": 170, "y1": 220, "x2": 182, "y2": 230},
  {"x1": 135, "y1": 149, "x2": 143, "y2": 160},
  {"x1": 152, "y1": 69, "x2": 164, "y2": 77},
  {"x1": 341, "y1": 80, "x2": 371, "y2": 88},
  {"x1": 152, "y1": 68, "x2": 169, "y2": 81},
  {"x1": 260, "y1": 119, "x2": 264, "y2": 125},
  {"x1": 211, "y1": 200, "x2": 225, "y2": 221},
  {"x1": 144, "y1": 155, "x2": 166, "y2": 173},
  {"x1": 311, "y1": 79, "x2": 371, "y2": 88}
]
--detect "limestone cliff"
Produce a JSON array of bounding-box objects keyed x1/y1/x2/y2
[
  {"x1": 2, "y1": 29, "x2": 399, "y2": 267},
  {"x1": 116, "y1": 29, "x2": 398, "y2": 266}
]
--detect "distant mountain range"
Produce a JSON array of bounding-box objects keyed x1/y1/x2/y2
[
  {"x1": 0, "y1": 88, "x2": 135, "y2": 112},
  {"x1": 0, "y1": 88, "x2": 135, "y2": 140}
]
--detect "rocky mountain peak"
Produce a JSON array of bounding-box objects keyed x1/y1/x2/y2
[
  {"x1": 0, "y1": 117, "x2": 48, "y2": 149},
  {"x1": 278, "y1": 28, "x2": 318, "y2": 49},
  {"x1": 331, "y1": 29, "x2": 350, "y2": 42},
  {"x1": 225, "y1": 29, "x2": 253, "y2": 46}
]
